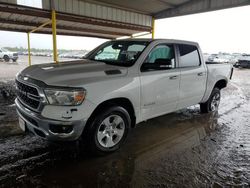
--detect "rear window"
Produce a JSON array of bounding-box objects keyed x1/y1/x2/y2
[{"x1": 179, "y1": 44, "x2": 200, "y2": 67}]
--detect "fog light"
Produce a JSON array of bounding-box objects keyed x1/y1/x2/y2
[{"x1": 49, "y1": 124, "x2": 73, "y2": 134}]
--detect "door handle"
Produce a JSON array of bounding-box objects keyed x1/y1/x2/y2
[
  {"x1": 169, "y1": 75, "x2": 178, "y2": 80},
  {"x1": 197, "y1": 72, "x2": 205, "y2": 76}
]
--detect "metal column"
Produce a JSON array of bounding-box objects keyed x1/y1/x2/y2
[
  {"x1": 51, "y1": 9, "x2": 58, "y2": 63},
  {"x1": 151, "y1": 17, "x2": 155, "y2": 39},
  {"x1": 27, "y1": 33, "x2": 31, "y2": 66}
]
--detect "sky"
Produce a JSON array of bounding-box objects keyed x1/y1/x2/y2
[
  {"x1": 0, "y1": 1, "x2": 250, "y2": 53},
  {"x1": 155, "y1": 5, "x2": 250, "y2": 54}
]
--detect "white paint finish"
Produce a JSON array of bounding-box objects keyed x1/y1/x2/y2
[
  {"x1": 140, "y1": 69, "x2": 180, "y2": 120},
  {"x1": 201, "y1": 63, "x2": 232, "y2": 103},
  {"x1": 41, "y1": 99, "x2": 96, "y2": 121},
  {"x1": 19, "y1": 39, "x2": 232, "y2": 126},
  {"x1": 177, "y1": 66, "x2": 207, "y2": 109}
]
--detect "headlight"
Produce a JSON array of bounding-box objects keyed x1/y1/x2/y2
[{"x1": 44, "y1": 89, "x2": 86, "y2": 106}]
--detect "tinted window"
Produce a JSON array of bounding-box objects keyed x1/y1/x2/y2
[
  {"x1": 179, "y1": 44, "x2": 200, "y2": 67},
  {"x1": 141, "y1": 44, "x2": 175, "y2": 72}
]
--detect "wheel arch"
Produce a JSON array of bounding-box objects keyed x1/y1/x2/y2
[
  {"x1": 85, "y1": 97, "x2": 136, "y2": 131},
  {"x1": 214, "y1": 79, "x2": 227, "y2": 90}
]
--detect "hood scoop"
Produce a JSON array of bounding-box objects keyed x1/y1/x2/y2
[{"x1": 105, "y1": 69, "x2": 122, "y2": 75}]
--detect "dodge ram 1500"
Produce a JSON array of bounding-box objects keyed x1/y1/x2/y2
[{"x1": 15, "y1": 39, "x2": 233, "y2": 154}]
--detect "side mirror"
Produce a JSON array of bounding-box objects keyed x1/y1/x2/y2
[
  {"x1": 141, "y1": 63, "x2": 157, "y2": 71},
  {"x1": 141, "y1": 58, "x2": 173, "y2": 72},
  {"x1": 155, "y1": 58, "x2": 171, "y2": 65}
]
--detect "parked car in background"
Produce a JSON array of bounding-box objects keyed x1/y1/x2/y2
[
  {"x1": 0, "y1": 47, "x2": 18, "y2": 62},
  {"x1": 234, "y1": 54, "x2": 250, "y2": 68},
  {"x1": 15, "y1": 39, "x2": 233, "y2": 154}
]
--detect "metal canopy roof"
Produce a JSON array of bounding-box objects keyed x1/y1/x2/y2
[
  {"x1": 80, "y1": 0, "x2": 189, "y2": 15},
  {"x1": 84, "y1": 0, "x2": 250, "y2": 18},
  {"x1": 0, "y1": 0, "x2": 250, "y2": 39},
  {"x1": 0, "y1": 2, "x2": 152, "y2": 39}
]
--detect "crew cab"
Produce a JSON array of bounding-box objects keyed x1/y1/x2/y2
[
  {"x1": 15, "y1": 39, "x2": 233, "y2": 154},
  {"x1": 0, "y1": 47, "x2": 18, "y2": 62}
]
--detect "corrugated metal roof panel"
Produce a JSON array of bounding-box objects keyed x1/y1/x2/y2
[
  {"x1": 0, "y1": 3, "x2": 152, "y2": 39},
  {"x1": 42, "y1": 0, "x2": 152, "y2": 27}
]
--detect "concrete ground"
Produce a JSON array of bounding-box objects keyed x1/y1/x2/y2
[{"x1": 0, "y1": 59, "x2": 249, "y2": 187}]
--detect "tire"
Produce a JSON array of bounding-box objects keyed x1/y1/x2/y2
[
  {"x1": 85, "y1": 106, "x2": 131, "y2": 155},
  {"x1": 200, "y1": 87, "x2": 221, "y2": 113},
  {"x1": 12, "y1": 59, "x2": 17, "y2": 62},
  {"x1": 3, "y1": 55, "x2": 10, "y2": 62}
]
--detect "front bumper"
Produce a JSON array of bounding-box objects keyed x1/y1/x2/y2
[{"x1": 15, "y1": 98, "x2": 86, "y2": 141}]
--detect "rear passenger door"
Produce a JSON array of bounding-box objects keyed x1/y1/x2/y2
[{"x1": 177, "y1": 44, "x2": 207, "y2": 109}]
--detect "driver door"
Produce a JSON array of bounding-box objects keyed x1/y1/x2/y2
[{"x1": 140, "y1": 44, "x2": 180, "y2": 120}]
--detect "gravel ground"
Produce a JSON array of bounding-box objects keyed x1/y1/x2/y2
[
  {"x1": 0, "y1": 80, "x2": 20, "y2": 138},
  {"x1": 0, "y1": 68, "x2": 249, "y2": 188}
]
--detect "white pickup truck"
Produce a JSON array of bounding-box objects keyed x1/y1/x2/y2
[
  {"x1": 15, "y1": 39, "x2": 233, "y2": 154},
  {"x1": 0, "y1": 47, "x2": 18, "y2": 62}
]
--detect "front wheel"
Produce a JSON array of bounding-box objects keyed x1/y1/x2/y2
[
  {"x1": 3, "y1": 55, "x2": 10, "y2": 62},
  {"x1": 85, "y1": 106, "x2": 131, "y2": 154},
  {"x1": 200, "y1": 88, "x2": 221, "y2": 113}
]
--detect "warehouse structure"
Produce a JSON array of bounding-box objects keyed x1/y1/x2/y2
[{"x1": 0, "y1": 0, "x2": 249, "y2": 64}]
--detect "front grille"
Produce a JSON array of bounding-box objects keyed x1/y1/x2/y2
[{"x1": 16, "y1": 80, "x2": 40, "y2": 109}]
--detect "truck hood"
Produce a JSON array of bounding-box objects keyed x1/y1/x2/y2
[
  {"x1": 20, "y1": 59, "x2": 128, "y2": 87},
  {"x1": 4, "y1": 51, "x2": 16, "y2": 56}
]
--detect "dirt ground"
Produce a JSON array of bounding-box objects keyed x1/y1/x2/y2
[{"x1": 0, "y1": 66, "x2": 249, "y2": 188}]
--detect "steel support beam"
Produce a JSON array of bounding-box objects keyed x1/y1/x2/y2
[
  {"x1": 27, "y1": 33, "x2": 31, "y2": 66},
  {"x1": 26, "y1": 20, "x2": 52, "y2": 66},
  {"x1": 0, "y1": 3, "x2": 151, "y2": 32},
  {"x1": 0, "y1": 26, "x2": 114, "y2": 39},
  {"x1": 51, "y1": 9, "x2": 58, "y2": 63},
  {"x1": 0, "y1": 18, "x2": 133, "y2": 37},
  {"x1": 29, "y1": 20, "x2": 51, "y2": 33},
  {"x1": 151, "y1": 17, "x2": 155, "y2": 39}
]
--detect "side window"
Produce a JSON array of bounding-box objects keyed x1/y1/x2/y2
[
  {"x1": 127, "y1": 44, "x2": 146, "y2": 61},
  {"x1": 141, "y1": 44, "x2": 175, "y2": 72},
  {"x1": 179, "y1": 44, "x2": 201, "y2": 67}
]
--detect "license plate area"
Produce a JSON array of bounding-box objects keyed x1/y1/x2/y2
[{"x1": 19, "y1": 117, "x2": 26, "y2": 132}]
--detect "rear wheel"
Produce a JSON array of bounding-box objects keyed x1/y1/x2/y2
[
  {"x1": 200, "y1": 87, "x2": 221, "y2": 113},
  {"x1": 3, "y1": 55, "x2": 10, "y2": 62},
  {"x1": 85, "y1": 106, "x2": 131, "y2": 154}
]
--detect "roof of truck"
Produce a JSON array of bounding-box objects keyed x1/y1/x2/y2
[{"x1": 115, "y1": 38, "x2": 199, "y2": 46}]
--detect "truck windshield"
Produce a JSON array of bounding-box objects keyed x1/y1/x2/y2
[{"x1": 86, "y1": 41, "x2": 150, "y2": 67}]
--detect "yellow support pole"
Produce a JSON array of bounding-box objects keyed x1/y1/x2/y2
[
  {"x1": 51, "y1": 9, "x2": 58, "y2": 63},
  {"x1": 152, "y1": 17, "x2": 155, "y2": 39},
  {"x1": 27, "y1": 33, "x2": 31, "y2": 66},
  {"x1": 30, "y1": 20, "x2": 51, "y2": 33}
]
